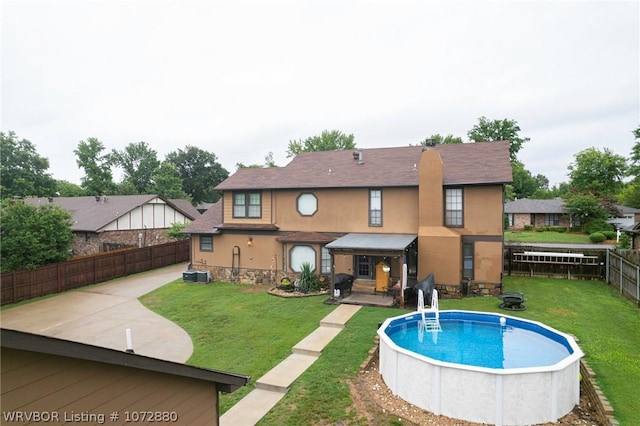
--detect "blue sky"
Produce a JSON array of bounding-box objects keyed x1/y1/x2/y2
[{"x1": 2, "y1": 0, "x2": 638, "y2": 187}]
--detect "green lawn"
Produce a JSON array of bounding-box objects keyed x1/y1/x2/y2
[
  {"x1": 504, "y1": 230, "x2": 594, "y2": 244},
  {"x1": 140, "y1": 278, "x2": 640, "y2": 425}
]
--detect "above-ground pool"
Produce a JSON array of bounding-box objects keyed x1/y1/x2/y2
[{"x1": 377, "y1": 310, "x2": 584, "y2": 426}]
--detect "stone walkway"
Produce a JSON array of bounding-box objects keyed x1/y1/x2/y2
[{"x1": 220, "y1": 304, "x2": 362, "y2": 426}]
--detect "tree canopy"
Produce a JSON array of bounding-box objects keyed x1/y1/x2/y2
[
  {"x1": 1, "y1": 200, "x2": 74, "y2": 271},
  {"x1": 286, "y1": 130, "x2": 356, "y2": 158},
  {"x1": 467, "y1": 116, "x2": 529, "y2": 162},
  {"x1": 110, "y1": 141, "x2": 160, "y2": 194},
  {"x1": 567, "y1": 147, "x2": 627, "y2": 197},
  {"x1": 74, "y1": 138, "x2": 116, "y2": 195},
  {"x1": 1, "y1": 131, "x2": 56, "y2": 198},
  {"x1": 418, "y1": 134, "x2": 463, "y2": 145},
  {"x1": 151, "y1": 162, "x2": 191, "y2": 201},
  {"x1": 165, "y1": 146, "x2": 228, "y2": 204}
]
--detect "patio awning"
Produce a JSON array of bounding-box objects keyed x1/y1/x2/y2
[{"x1": 325, "y1": 233, "x2": 417, "y2": 256}]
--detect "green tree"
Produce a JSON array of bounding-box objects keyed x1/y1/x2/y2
[
  {"x1": 236, "y1": 152, "x2": 278, "y2": 169},
  {"x1": 467, "y1": 116, "x2": 529, "y2": 162},
  {"x1": 165, "y1": 147, "x2": 227, "y2": 204},
  {"x1": 110, "y1": 141, "x2": 161, "y2": 194},
  {"x1": 619, "y1": 182, "x2": 640, "y2": 208},
  {"x1": 286, "y1": 130, "x2": 356, "y2": 158},
  {"x1": 628, "y1": 126, "x2": 640, "y2": 181},
  {"x1": 418, "y1": 134, "x2": 463, "y2": 145},
  {"x1": 0, "y1": 131, "x2": 56, "y2": 198},
  {"x1": 563, "y1": 193, "x2": 607, "y2": 230},
  {"x1": 0, "y1": 200, "x2": 74, "y2": 271},
  {"x1": 165, "y1": 222, "x2": 189, "y2": 240},
  {"x1": 74, "y1": 138, "x2": 115, "y2": 195},
  {"x1": 509, "y1": 161, "x2": 540, "y2": 200},
  {"x1": 151, "y1": 162, "x2": 191, "y2": 201},
  {"x1": 55, "y1": 180, "x2": 85, "y2": 197},
  {"x1": 567, "y1": 147, "x2": 627, "y2": 197}
]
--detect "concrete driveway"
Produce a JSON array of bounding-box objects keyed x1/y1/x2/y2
[{"x1": 0, "y1": 262, "x2": 193, "y2": 363}]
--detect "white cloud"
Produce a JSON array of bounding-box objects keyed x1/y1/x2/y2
[{"x1": 2, "y1": 0, "x2": 638, "y2": 187}]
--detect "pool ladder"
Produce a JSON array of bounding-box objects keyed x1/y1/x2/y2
[{"x1": 418, "y1": 289, "x2": 442, "y2": 332}]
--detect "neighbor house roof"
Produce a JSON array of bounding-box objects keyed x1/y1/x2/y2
[
  {"x1": 24, "y1": 195, "x2": 199, "y2": 232},
  {"x1": 182, "y1": 201, "x2": 222, "y2": 234},
  {"x1": 504, "y1": 198, "x2": 569, "y2": 214},
  {"x1": 169, "y1": 199, "x2": 202, "y2": 219},
  {"x1": 1, "y1": 328, "x2": 250, "y2": 393},
  {"x1": 216, "y1": 142, "x2": 513, "y2": 190}
]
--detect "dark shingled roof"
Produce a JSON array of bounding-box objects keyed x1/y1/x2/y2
[
  {"x1": 504, "y1": 198, "x2": 568, "y2": 214},
  {"x1": 23, "y1": 195, "x2": 198, "y2": 232},
  {"x1": 182, "y1": 201, "x2": 222, "y2": 234},
  {"x1": 215, "y1": 142, "x2": 512, "y2": 190}
]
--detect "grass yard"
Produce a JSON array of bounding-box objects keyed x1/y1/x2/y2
[
  {"x1": 140, "y1": 277, "x2": 640, "y2": 425},
  {"x1": 504, "y1": 230, "x2": 594, "y2": 244}
]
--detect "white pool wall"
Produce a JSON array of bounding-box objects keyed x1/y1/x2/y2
[{"x1": 378, "y1": 310, "x2": 584, "y2": 426}]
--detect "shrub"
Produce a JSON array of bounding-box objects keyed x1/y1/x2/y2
[
  {"x1": 297, "y1": 262, "x2": 321, "y2": 292},
  {"x1": 585, "y1": 219, "x2": 613, "y2": 235},
  {"x1": 535, "y1": 227, "x2": 545, "y2": 232},
  {"x1": 524, "y1": 225, "x2": 534, "y2": 231},
  {"x1": 549, "y1": 226, "x2": 567, "y2": 233},
  {"x1": 602, "y1": 231, "x2": 617, "y2": 240},
  {"x1": 589, "y1": 232, "x2": 606, "y2": 243},
  {"x1": 616, "y1": 233, "x2": 631, "y2": 249}
]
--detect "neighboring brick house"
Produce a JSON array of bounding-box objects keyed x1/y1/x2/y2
[
  {"x1": 505, "y1": 198, "x2": 640, "y2": 231},
  {"x1": 504, "y1": 198, "x2": 575, "y2": 230},
  {"x1": 1, "y1": 329, "x2": 249, "y2": 424},
  {"x1": 183, "y1": 142, "x2": 513, "y2": 297},
  {"x1": 24, "y1": 195, "x2": 200, "y2": 256}
]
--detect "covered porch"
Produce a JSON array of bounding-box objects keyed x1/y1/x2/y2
[{"x1": 325, "y1": 233, "x2": 418, "y2": 308}]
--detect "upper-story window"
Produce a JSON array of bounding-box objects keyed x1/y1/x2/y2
[
  {"x1": 369, "y1": 189, "x2": 382, "y2": 226},
  {"x1": 233, "y1": 192, "x2": 261, "y2": 218},
  {"x1": 297, "y1": 193, "x2": 318, "y2": 216},
  {"x1": 445, "y1": 188, "x2": 463, "y2": 227}
]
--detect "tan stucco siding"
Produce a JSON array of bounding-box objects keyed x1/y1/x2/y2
[
  {"x1": 222, "y1": 191, "x2": 273, "y2": 225},
  {"x1": 1, "y1": 348, "x2": 218, "y2": 425},
  {"x1": 273, "y1": 187, "x2": 418, "y2": 233},
  {"x1": 418, "y1": 228, "x2": 461, "y2": 284},
  {"x1": 461, "y1": 186, "x2": 504, "y2": 235},
  {"x1": 473, "y1": 241, "x2": 503, "y2": 282}
]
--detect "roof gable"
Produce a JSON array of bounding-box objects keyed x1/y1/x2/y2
[
  {"x1": 216, "y1": 142, "x2": 512, "y2": 190},
  {"x1": 24, "y1": 195, "x2": 198, "y2": 232}
]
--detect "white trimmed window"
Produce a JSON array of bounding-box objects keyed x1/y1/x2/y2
[
  {"x1": 233, "y1": 192, "x2": 261, "y2": 218},
  {"x1": 369, "y1": 189, "x2": 382, "y2": 226},
  {"x1": 297, "y1": 193, "x2": 318, "y2": 216},
  {"x1": 445, "y1": 188, "x2": 463, "y2": 227},
  {"x1": 290, "y1": 245, "x2": 316, "y2": 272}
]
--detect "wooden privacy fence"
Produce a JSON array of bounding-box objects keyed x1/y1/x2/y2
[
  {"x1": 1, "y1": 239, "x2": 190, "y2": 306},
  {"x1": 606, "y1": 249, "x2": 640, "y2": 306},
  {"x1": 504, "y1": 245, "x2": 607, "y2": 280}
]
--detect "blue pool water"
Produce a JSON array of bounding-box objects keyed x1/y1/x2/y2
[{"x1": 385, "y1": 312, "x2": 573, "y2": 369}]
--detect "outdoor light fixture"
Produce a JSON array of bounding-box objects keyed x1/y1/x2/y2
[
  {"x1": 382, "y1": 265, "x2": 390, "y2": 273},
  {"x1": 247, "y1": 236, "x2": 253, "y2": 247}
]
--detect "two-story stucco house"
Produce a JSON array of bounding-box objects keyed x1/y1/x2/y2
[{"x1": 184, "y1": 142, "x2": 512, "y2": 298}]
